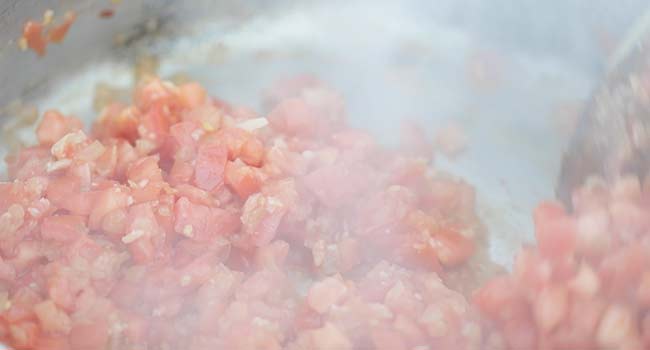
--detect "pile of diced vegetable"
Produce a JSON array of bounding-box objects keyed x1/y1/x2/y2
[{"x1": 1, "y1": 74, "x2": 647, "y2": 350}]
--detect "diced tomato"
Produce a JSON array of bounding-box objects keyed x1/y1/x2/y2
[
  {"x1": 534, "y1": 200, "x2": 567, "y2": 223},
  {"x1": 176, "y1": 253, "x2": 220, "y2": 292},
  {"x1": 599, "y1": 244, "x2": 649, "y2": 298},
  {"x1": 168, "y1": 121, "x2": 201, "y2": 161},
  {"x1": 72, "y1": 290, "x2": 114, "y2": 322},
  {"x1": 100, "y1": 208, "x2": 128, "y2": 240},
  {"x1": 99, "y1": 9, "x2": 115, "y2": 18},
  {"x1": 75, "y1": 141, "x2": 106, "y2": 163},
  {"x1": 384, "y1": 280, "x2": 423, "y2": 319},
  {"x1": 33, "y1": 300, "x2": 72, "y2": 334},
  {"x1": 474, "y1": 276, "x2": 527, "y2": 322},
  {"x1": 575, "y1": 209, "x2": 612, "y2": 257},
  {"x1": 174, "y1": 197, "x2": 240, "y2": 242},
  {"x1": 94, "y1": 143, "x2": 117, "y2": 178},
  {"x1": 128, "y1": 238, "x2": 155, "y2": 265},
  {"x1": 533, "y1": 201, "x2": 577, "y2": 259},
  {"x1": 254, "y1": 240, "x2": 289, "y2": 270},
  {"x1": 94, "y1": 104, "x2": 139, "y2": 142},
  {"x1": 231, "y1": 106, "x2": 258, "y2": 120},
  {"x1": 369, "y1": 232, "x2": 438, "y2": 272},
  {"x1": 304, "y1": 162, "x2": 371, "y2": 207},
  {"x1": 11, "y1": 241, "x2": 48, "y2": 273},
  {"x1": 114, "y1": 139, "x2": 139, "y2": 179},
  {"x1": 502, "y1": 316, "x2": 537, "y2": 350},
  {"x1": 357, "y1": 262, "x2": 403, "y2": 302},
  {"x1": 134, "y1": 78, "x2": 180, "y2": 113},
  {"x1": 390, "y1": 157, "x2": 428, "y2": 189},
  {"x1": 121, "y1": 313, "x2": 148, "y2": 344},
  {"x1": 40, "y1": 215, "x2": 87, "y2": 242},
  {"x1": 0, "y1": 203, "x2": 25, "y2": 249},
  {"x1": 127, "y1": 156, "x2": 163, "y2": 183},
  {"x1": 22, "y1": 21, "x2": 46, "y2": 56},
  {"x1": 66, "y1": 240, "x2": 105, "y2": 273},
  {"x1": 550, "y1": 296, "x2": 605, "y2": 349},
  {"x1": 34, "y1": 335, "x2": 70, "y2": 350},
  {"x1": 127, "y1": 156, "x2": 164, "y2": 202},
  {"x1": 371, "y1": 327, "x2": 408, "y2": 350},
  {"x1": 173, "y1": 196, "x2": 212, "y2": 239},
  {"x1": 202, "y1": 127, "x2": 262, "y2": 165},
  {"x1": 194, "y1": 142, "x2": 227, "y2": 191},
  {"x1": 267, "y1": 98, "x2": 317, "y2": 137},
  {"x1": 239, "y1": 137, "x2": 265, "y2": 167},
  {"x1": 139, "y1": 107, "x2": 171, "y2": 145},
  {"x1": 263, "y1": 74, "x2": 323, "y2": 108},
  {"x1": 47, "y1": 274, "x2": 75, "y2": 311},
  {"x1": 307, "y1": 277, "x2": 348, "y2": 313},
  {"x1": 11, "y1": 288, "x2": 40, "y2": 309},
  {"x1": 4, "y1": 288, "x2": 39, "y2": 322},
  {"x1": 175, "y1": 237, "x2": 230, "y2": 268},
  {"x1": 263, "y1": 141, "x2": 309, "y2": 177},
  {"x1": 110, "y1": 278, "x2": 141, "y2": 309},
  {"x1": 5, "y1": 146, "x2": 51, "y2": 180},
  {"x1": 69, "y1": 320, "x2": 109, "y2": 350},
  {"x1": 0, "y1": 183, "x2": 19, "y2": 213},
  {"x1": 225, "y1": 160, "x2": 263, "y2": 198},
  {"x1": 210, "y1": 96, "x2": 233, "y2": 115},
  {"x1": 36, "y1": 110, "x2": 83, "y2": 146},
  {"x1": 169, "y1": 159, "x2": 195, "y2": 185},
  {"x1": 178, "y1": 82, "x2": 207, "y2": 108},
  {"x1": 49, "y1": 130, "x2": 88, "y2": 160},
  {"x1": 0, "y1": 256, "x2": 16, "y2": 283},
  {"x1": 571, "y1": 177, "x2": 610, "y2": 213},
  {"x1": 182, "y1": 104, "x2": 222, "y2": 132},
  {"x1": 239, "y1": 193, "x2": 287, "y2": 247},
  {"x1": 513, "y1": 247, "x2": 552, "y2": 295},
  {"x1": 642, "y1": 313, "x2": 650, "y2": 347},
  {"x1": 293, "y1": 302, "x2": 323, "y2": 331},
  {"x1": 430, "y1": 229, "x2": 475, "y2": 267},
  {"x1": 174, "y1": 184, "x2": 214, "y2": 206},
  {"x1": 596, "y1": 304, "x2": 636, "y2": 349},
  {"x1": 123, "y1": 203, "x2": 161, "y2": 263},
  {"x1": 637, "y1": 272, "x2": 650, "y2": 307},
  {"x1": 305, "y1": 85, "x2": 346, "y2": 121},
  {"x1": 154, "y1": 194, "x2": 176, "y2": 234},
  {"x1": 550, "y1": 255, "x2": 578, "y2": 282},
  {"x1": 46, "y1": 175, "x2": 98, "y2": 215},
  {"x1": 9, "y1": 321, "x2": 39, "y2": 349},
  {"x1": 355, "y1": 186, "x2": 415, "y2": 236},
  {"x1": 610, "y1": 200, "x2": 649, "y2": 240},
  {"x1": 47, "y1": 11, "x2": 76, "y2": 43},
  {"x1": 534, "y1": 285, "x2": 568, "y2": 333},
  {"x1": 336, "y1": 238, "x2": 362, "y2": 272},
  {"x1": 331, "y1": 129, "x2": 376, "y2": 161},
  {"x1": 89, "y1": 186, "x2": 130, "y2": 230},
  {"x1": 310, "y1": 323, "x2": 352, "y2": 350}
]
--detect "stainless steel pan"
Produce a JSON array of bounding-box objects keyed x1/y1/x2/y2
[{"x1": 0, "y1": 0, "x2": 647, "y2": 277}]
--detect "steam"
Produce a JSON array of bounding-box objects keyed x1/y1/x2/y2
[
  {"x1": 151, "y1": 0, "x2": 599, "y2": 267},
  {"x1": 10, "y1": 0, "x2": 645, "y2": 268}
]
